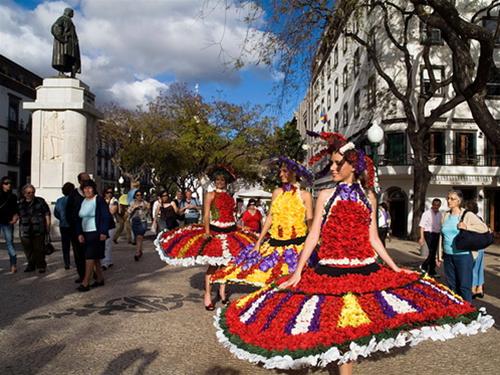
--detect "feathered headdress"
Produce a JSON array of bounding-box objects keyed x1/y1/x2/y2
[
  {"x1": 206, "y1": 164, "x2": 237, "y2": 183},
  {"x1": 306, "y1": 130, "x2": 379, "y2": 191},
  {"x1": 275, "y1": 156, "x2": 314, "y2": 186}
]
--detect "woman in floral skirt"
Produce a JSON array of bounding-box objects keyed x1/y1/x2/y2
[
  {"x1": 155, "y1": 165, "x2": 258, "y2": 310},
  {"x1": 212, "y1": 156, "x2": 313, "y2": 287},
  {"x1": 214, "y1": 132, "x2": 493, "y2": 374}
]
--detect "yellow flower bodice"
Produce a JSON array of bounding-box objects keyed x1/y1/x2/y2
[{"x1": 268, "y1": 188, "x2": 307, "y2": 240}]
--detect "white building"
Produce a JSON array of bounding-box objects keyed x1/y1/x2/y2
[
  {"x1": 0, "y1": 54, "x2": 42, "y2": 192},
  {"x1": 296, "y1": 1, "x2": 500, "y2": 237}
]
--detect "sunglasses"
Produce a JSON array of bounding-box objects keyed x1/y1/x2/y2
[{"x1": 2, "y1": 181, "x2": 11, "y2": 185}]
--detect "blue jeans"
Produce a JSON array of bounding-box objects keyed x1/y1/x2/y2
[
  {"x1": 444, "y1": 253, "x2": 473, "y2": 302},
  {"x1": 0, "y1": 223, "x2": 17, "y2": 266},
  {"x1": 472, "y1": 250, "x2": 485, "y2": 287}
]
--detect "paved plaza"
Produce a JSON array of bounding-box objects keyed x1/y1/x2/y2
[{"x1": 1, "y1": 236, "x2": 499, "y2": 375}]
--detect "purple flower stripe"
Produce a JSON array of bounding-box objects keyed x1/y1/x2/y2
[
  {"x1": 308, "y1": 295, "x2": 325, "y2": 332},
  {"x1": 375, "y1": 291, "x2": 397, "y2": 318},
  {"x1": 285, "y1": 295, "x2": 310, "y2": 335},
  {"x1": 261, "y1": 292, "x2": 293, "y2": 332},
  {"x1": 259, "y1": 250, "x2": 279, "y2": 272},
  {"x1": 245, "y1": 291, "x2": 277, "y2": 325}
]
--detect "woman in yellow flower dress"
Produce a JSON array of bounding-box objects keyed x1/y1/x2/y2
[{"x1": 212, "y1": 157, "x2": 313, "y2": 287}]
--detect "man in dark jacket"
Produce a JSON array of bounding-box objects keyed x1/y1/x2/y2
[
  {"x1": 0, "y1": 176, "x2": 19, "y2": 273},
  {"x1": 66, "y1": 172, "x2": 90, "y2": 282}
]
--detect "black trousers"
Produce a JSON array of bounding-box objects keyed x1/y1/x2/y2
[
  {"x1": 21, "y1": 235, "x2": 46, "y2": 269},
  {"x1": 60, "y1": 227, "x2": 72, "y2": 267},
  {"x1": 71, "y1": 235, "x2": 86, "y2": 279},
  {"x1": 422, "y1": 231, "x2": 440, "y2": 275}
]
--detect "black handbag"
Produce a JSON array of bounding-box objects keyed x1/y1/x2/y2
[
  {"x1": 454, "y1": 210, "x2": 494, "y2": 251},
  {"x1": 44, "y1": 234, "x2": 56, "y2": 255}
]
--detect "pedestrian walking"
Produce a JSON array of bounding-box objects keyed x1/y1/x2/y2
[
  {"x1": 240, "y1": 198, "x2": 263, "y2": 233},
  {"x1": 18, "y1": 184, "x2": 51, "y2": 273},
  {"x1": 418, "y1": 198, "x2": 442, "y2": 277},
  {"x1": 173, "y1": 190, "x2": 185, "y2": 225},
  {"x1": 438, "y1": 190, "x2": 489, "y2": 302},
  {"x1": 128, "y1": 190, "x2": 150, "y2": 261},
  {"x1": 213, "y1": 156, "x2": 314, "y2": 287},
  {"x1": 153, "y1": 191, "x2": 179, "y2": 233},
  {"x1": 113, "y1": 193, "x2": 132, "y2": 244},
  {"x1": 465, "y1": 200, "x2": 486, "y2": 299},
  {"x1": 76, "y1": 179, "x2": 110, "y2": 292},
  {"x1": 102, "y1": 188, "x2": 118, "y2": 270},
  {"x1": 66, "y1": 172, "x2": 90, "y2": 283},
  {"x1": 54, "y1": 182, "x2": 75, "y2": 269},
  {"x1": 0, "y1": 176, "x2": 19, "y2": 273},
  {"x1": 179, "y1": 189, "x2": 201, "y2": 224},
  {"x1": 377, "y1": 202, "x2": 391, "y2": 247},
  {"x1": 155, "y1": 165, "x2": 258, "y2": 311},
  {"x1": 215, "y1": 133, "x2": 493, "y2": 373}
]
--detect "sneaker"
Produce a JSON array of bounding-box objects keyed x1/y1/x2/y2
[
  {"x1": 90, "y1": 280, "x2": 105, "y2": 288},
  {"x1": 24, "y1": 266, "x2": 36, "y2": 272},
  {"x1": 101, "y1": 265, "x2": 108, "y2": 271}
]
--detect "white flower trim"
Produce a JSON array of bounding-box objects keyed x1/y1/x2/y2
[
  {"x1": 214, "y1": 308, "x2": 494, "y2": 370},
  {"x1": 291, "y1": 296, "x2": 320, "y2": 335},
  {"x1": 211, "y1": 220, "x2": 237, "y2": 228},
  {"x1": 339, "y1": 142, "x2": 355, "y2": 155},
  {"x1": 318, "y1": 256, "x2": 378, "y2": 266},
  {"x1": 153, "y1": 229, "x2": 233, "y2": 267}
]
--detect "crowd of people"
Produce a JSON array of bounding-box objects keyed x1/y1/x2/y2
[{"x1": 0, "y1": 130, "x2": 496, "y2": 374}]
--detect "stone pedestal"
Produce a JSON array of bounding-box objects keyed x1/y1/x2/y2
[{"x1": 23, "y1": 78, "x2": 101, "y2": 204}]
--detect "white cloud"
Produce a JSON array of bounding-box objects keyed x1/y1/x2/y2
[{"x1": 0, "y1": 0, "x2": 268, "y2": 108}]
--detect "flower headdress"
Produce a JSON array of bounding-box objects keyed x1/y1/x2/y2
[
  {"x1": 206, "y1": 164, "x2": 237, "y2": 184},
  {"x1": 306, "y1": 131, "x2": 378, "y2": 191},
  {"x1": 275, "y1": 156, "x2": 314, "y2": 186}
]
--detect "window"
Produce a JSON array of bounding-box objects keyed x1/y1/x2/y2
[
  {"x1": 343, "y1": 66, "x2": 349, "y2": 90},
  {"x1": 483, "y1": 18, "x2": 500, "y2": 46},
  {"x1": 352, "y1": 11, "x2": 359, "y2": 34},
  {"x1": 426, "y1": 131, "x2": 445, "y2": 165},
  {"x1": 487, "y1": 66, "x2": 500, "y2": 97},
  {"x1": 486, "y1": 139, "x2": 500, "y2": 166},
  {"x1": 327, "y1": 119, "x2": 331, "y2": 131},
  {"x1": 454, "y1": 132, "x2": 476, "y2": 165},
  {"x1": 342, "y1": 35, "x2": 348, "y2": 53},
  {"x1": 367, "y1": 75, "x2": 376, "y2": 107},
  {"x1": 353, "y1": 48, "x2": 360, "y2": 77},
  {"x1": 334, "y1": 78, "x2": 339, "y2": 101},
  {"x1": 334, "y1": 113, "x2": 339, "y2": 132},
  {"x1": 333, "y1": 46, "x2": 338, "y2": 68},
  {"x1": 420, "y1": 22, "x2": 443, "y2": 45},
  {"x1": 8, "y1": 136, "x2": 18, "y2": 164},
  {"x1": 421, "y1": 65, "x2": 445, "y2": 96},
  {"x1": 327, "y1": 57, "x2": 331, "y2": 80},
  {"x1": 8, "y1": 95, "x2": 20, "y2": 130},
  {"x1": 343, "y1": 103, "x2": 349, "y2": 128},
  {"x1": 327, "y1": 89, "x2": 331, "y2": 109},
  {"x1": 354, "y1": 91, "x2": 360, "y2": 118},
  {"x1": 385, "y1": 132, "x2": 407, "y2": 165}
]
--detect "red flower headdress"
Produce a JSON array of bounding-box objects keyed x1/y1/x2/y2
[{"x1": 306, "y1": 131, "x2": 378, "y2": 191}]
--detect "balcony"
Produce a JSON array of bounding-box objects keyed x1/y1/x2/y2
[{"x1": 378, "y1": 154, "x2": 500, "y2": 167}]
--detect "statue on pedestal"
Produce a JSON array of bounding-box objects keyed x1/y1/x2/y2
[{"x1": 51, "y1": 8, "x2": 81, "y2": 78}]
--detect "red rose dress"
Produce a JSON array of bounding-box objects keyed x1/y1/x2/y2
[
  {"x1": 212, "y1": 186, "x2": 308, "y2": 286},
  {"x1": 214, "y1": 183, "x2": 494, "y2": 369},
  {"x1": 155, "y1": 191, "x2": 257, "y2": 266}
]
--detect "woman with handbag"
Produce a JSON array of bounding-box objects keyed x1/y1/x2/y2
[
  {"x1": 76, "y1": 180, "x2": 111, "y2": 292},
  {"x1": 128, "y1": 190, "x2": 150, "y2": 261},
  {"x1": 464, "y1": 200, "x2": 487, "y2": 299},
  {"x1": 438, "y1": 190, "x2": 489, "y2": 302}
]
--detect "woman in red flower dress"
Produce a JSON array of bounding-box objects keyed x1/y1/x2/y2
[
  {"x1": 155, "y1": 165, "x2": 257, "y2": 311},
  {"x1": 214, "y1": 133, "x2": 493, "y2": 373}
]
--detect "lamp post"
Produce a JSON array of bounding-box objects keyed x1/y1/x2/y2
[
  {"x1": 118, "y1": 176, "x2": 124, "y2": 194},
  {"x1": 367, "y1": 121, "x2": 384, "y2": 227}
]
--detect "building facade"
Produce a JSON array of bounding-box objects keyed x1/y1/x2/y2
[
  {"x1": 296, "y1": 1, "x2": 500, "y2": 237},
  {"x1": 0, "y1": 55, "x2": 42, "y2": 192}
]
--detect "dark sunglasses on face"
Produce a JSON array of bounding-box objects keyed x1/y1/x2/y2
[{"x1": 2, "y1": 181, "x2": 11, "y2": 185}]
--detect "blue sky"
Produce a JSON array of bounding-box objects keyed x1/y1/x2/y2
[{"x1": 2, "y1": 0, "x2": 299, "y2": 124}]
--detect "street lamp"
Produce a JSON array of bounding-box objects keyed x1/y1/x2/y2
[
  {"x1": 118, "y1": 176, "x2": 124, "y2": 194},
  {"x1": 367, "y1": 121, "x2": 384, "y2": 227}
]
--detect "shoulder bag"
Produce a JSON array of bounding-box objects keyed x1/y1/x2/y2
[{"x1": 454, "y1": 210, "x2": 494, "y2": 251}]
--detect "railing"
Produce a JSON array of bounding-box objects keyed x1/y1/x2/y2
[{"x1": 378, "y1": 154, "x2": 500, "y2": 167}]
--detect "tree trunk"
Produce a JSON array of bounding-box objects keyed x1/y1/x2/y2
[{"x1": 411, "y1": 161, "x2": 432, "y2": 240}]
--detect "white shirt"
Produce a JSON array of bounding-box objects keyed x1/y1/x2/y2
[{"x1": 419, "y1": 209, "x2": 442, "y2": 233}]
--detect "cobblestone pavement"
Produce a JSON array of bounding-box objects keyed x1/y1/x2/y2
[{"x1": 1, "y1": 236, "x2": 499, "y2": 375}]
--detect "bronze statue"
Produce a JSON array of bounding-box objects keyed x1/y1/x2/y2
[{"x1": 51, "y1": 8, "x2": 81, "y2": 78}]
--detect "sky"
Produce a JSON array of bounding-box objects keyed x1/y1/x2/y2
[{"x1": 0, "y1": 0, "x2": 299, "y2": 124}]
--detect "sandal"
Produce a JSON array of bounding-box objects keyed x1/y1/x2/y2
[{"x1": 204, "y1": 303, "x2": 216, "y2": 311}]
